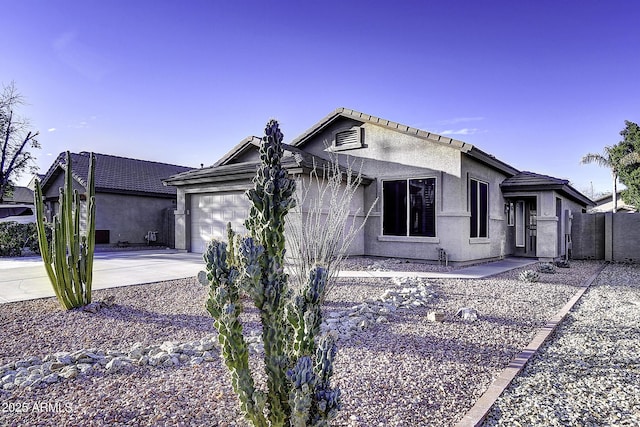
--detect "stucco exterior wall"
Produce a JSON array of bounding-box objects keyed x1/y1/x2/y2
[
  {"x1": 531, "y1": 192, "x2": 585, "y2": 260},
  {"x1": 297, "y1": 119, "x2": 511, "y2": 262},
  {"x1": 291, "y1": 174, "x2": 366, "y2": 256},
  {"x1": 43, "y1": 173, "x2": 177, "y2": 246},
  {"x1": 459, "y1": 155, "x2": 512, "y2": 262},
  {"x1": 94, "y1": 193, "x2": 176, "y2": 245}
]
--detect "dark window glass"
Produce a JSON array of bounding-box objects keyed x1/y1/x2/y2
[
  {"x1": 470, "y1": 180, "x2": 478, "y2": 237},
  {"x1": 383, "y1": 180, "x2": 407, "y2": 236},
  {"x1": 479, "y1": 182, "x2": 488, "y2": 237},
  {"x1": 409, "y1": 178, "x2": 436, "y2": 237},
  {"x1": 383, "y1": 178, "x2": 436, "y2": 237},
  {"x1": 470, "y1": 179, "x2": 489, "y2": 238}
]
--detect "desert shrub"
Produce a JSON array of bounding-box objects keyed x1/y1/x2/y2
[
  {"x1": 286, "y1": 150, "x2": 377, "y2": 299},
  {"x1": 0, "y1": 222, "x2": 43, "y2": 257},
  {"x1": 519, "y1": 269, "x2": 540, "y2": 283},
  {"x1": 537, "y1": 262, "x2": 556, "y2": 274}
]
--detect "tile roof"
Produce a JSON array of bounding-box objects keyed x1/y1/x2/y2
[
  {"x1": 211, "y1": 107, "x2": 519, "y2": 177},
  {"x1": 3, "y1": 186, "x2": 34, "y2": 204},
  {"x1": 290, "y1": 107, "x2": 473, "y2": 151},
  {"x1": 501, "y1": 171, "x2": 594, "y2": 206},
  {"x1": 41, "y1": 152, "x2": 193, "y2": 197},
  {"x1": 500, "y1": 171, "x2": 569, "y2": 187},
  {"x1": 164, "y1": 144, "x2": 374, "y2": 186}
]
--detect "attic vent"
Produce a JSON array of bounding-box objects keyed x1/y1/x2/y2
[
  {"x1": 336, "y1": 129, "x2": 359, "y2": 146},
  {"x1": 333, "y1": 126, "x2": 364, "y2": 151}
]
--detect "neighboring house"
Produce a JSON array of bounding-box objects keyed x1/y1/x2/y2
[
  {"x1": 2, "y1": 186, "x2": 35, "y2": 204},
  {"x1": 164, "y1": 108, "x2": 593, "y2": 262},
  {"x1": 27, "y1": 174, "x2": 45, "y2": 192},
  {"x1": 39, "y1": 152, "x2": 192, "y2": 247},
  {"x1": 589, "y1": 190, "x2": 637, "y2": 213},
  {"x1": 0, "y1": 186, "x2": 36, "y2": 224}
]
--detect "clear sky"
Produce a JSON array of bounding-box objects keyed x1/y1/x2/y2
[{"x1": 3, "y1": 0, "x2": 639, "y2": 197}]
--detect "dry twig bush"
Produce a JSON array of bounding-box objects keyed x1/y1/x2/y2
[{"x1": 286, "y1": 151, "x2": 377, "y2": 299}]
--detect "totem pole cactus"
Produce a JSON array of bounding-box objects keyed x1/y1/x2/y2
[
  {"x1": 202, "y1": 120, "x2": 341, "y2": 426},
  {"x1": 34, "y1": 151, "x2": 96, "y2": 310}
]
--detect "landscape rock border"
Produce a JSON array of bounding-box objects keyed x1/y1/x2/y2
[{"x1": 1, "y1": 277, "x2": 439, "y2": 392}]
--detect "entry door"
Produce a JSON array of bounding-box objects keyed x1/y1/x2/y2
[{"x1": 514, "y1": 198, "x2": 537, "y2": 257}]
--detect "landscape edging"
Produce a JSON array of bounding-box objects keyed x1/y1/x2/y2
[{"x1": 454, "y1": 262, "x2": 608, "y2": 427}]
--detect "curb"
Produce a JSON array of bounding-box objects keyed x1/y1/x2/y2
[{"x1": 455, "y1": 263, "x2": 608, "y2": 427}]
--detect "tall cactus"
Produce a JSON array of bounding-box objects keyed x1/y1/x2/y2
[
  {"x1": 202, "y1": 120, "x2": 341, "y2": 426},
  {"x1": 34, "y1": 151, "x2": 96, "y2": 310}
]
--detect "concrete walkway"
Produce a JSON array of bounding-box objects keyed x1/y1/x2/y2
[
  {"x1": 337, "y1": 257, "x2": 537, "y2": 279},
  {"x1": 0, "y1": 253, "x2": 536, "y2": 304},
  {"x1": 0, "y1": 250, "x2": 204, "y2": 304}
]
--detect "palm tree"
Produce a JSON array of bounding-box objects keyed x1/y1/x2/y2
[{"x1": 581, "y1": 147, "x2": 640, "y2": 213}]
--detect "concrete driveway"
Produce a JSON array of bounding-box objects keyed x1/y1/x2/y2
[{"x1": 0, "y1": 250, "x2": 204, "y2": 304}]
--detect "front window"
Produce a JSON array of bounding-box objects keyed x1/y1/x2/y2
[
  {"x1": 470, "y1": 178, "x2": 488, "y2": 238},
  {"x1": 383, "y1": 178, "x2": 436, "y2": 237}
]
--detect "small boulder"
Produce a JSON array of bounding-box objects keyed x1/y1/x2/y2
[{"x1": 456, "y1": 307, "x2": 479, "y2": 321}]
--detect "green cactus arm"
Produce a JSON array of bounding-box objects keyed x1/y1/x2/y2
[
  {"x1": 288, "y1": 266, "x2": 328, "y2": 359},
  {"x1": 310, "y1": 332, "x2": 341, "y2": 425},
  {"x1": 32, "y1": 151, "x2": 96, "y2": 309},
  {"x1": 287, "y1": 356, "x2": 316, "y2": 427},
  {"x1": 84, "y1": 194, "x2": 96, "y2": 297},
  {"x1": 69, "y1": 190, "x2": 83, "y2": 301},
  {"x1": 52, "y1": 217, "x2": 74, "y2": 309},
  {"x1": 34, "y1": 181, "x2": 64, "y2": 304},
  {"x1": 84, "y1": 153, "x2": 96, "y2": 293},
  {"x1": 204, "y1": 240, "x2": 268, "y2": 426}
]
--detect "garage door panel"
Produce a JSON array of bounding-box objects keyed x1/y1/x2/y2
[{"x1": 190, "y1": 192, "x2": 250, "y2": 253}]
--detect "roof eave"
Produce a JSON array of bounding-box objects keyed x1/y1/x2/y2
[
  {"x1": 466, "y1": 148, "x2": 519, "y2": 177},
  {"x1": 501, "y1": 183, "x2": 595, "y2": 207},
  {"x1": 290, "y1": 107, "x2": 472, "y2": 152},
  {"x1": 214, "y1": 136, "x2": 262, "y2": 167}
]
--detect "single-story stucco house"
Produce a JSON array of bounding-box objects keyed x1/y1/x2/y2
[
  {"x1": 164, "y1": 108, "x2": 594, "y2": 263},
  {"x1": 589, "y1": 190, "x2": 637, "y2": 213},
  {"x1": 2, "y1": 186, "x2": 35, "y2": 204},
  {"x1": 39, "y1": 152, "x2": 193, "y2": 247}
]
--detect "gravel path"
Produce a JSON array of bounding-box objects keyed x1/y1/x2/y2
[
  {"x1": 0, "y1": 260, "x2": 604, "y2": 426},
  {"x1": 482, "y1": 263, "x2": 640, "y2": 426}
]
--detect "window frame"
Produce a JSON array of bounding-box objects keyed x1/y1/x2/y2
[
  {"x1": 469, "y1": 177, "x2": 489, "y2": 238},
  {"x1": 382, "y1": 177, "x2": 437, "y2": 238}
]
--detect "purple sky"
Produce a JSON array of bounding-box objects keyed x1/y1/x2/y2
[{"x1": 3, "y1": 0, "x2": 639, "y2": 197}]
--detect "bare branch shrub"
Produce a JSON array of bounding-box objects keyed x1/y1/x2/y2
[{"x1": 286, "y1": 151, "x2": 377, "y2": 299}]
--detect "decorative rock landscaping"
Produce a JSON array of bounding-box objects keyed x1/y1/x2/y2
[
  {"x1": 0, "y1": 261, "x2": 613, "y2": 426},
  {"x1": 1, "y1": 277, "x2": 437, "y2": 392}
]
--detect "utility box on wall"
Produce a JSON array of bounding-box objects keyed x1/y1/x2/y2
[{"x1": 564, "y1": 209, "x2": 572, "y2": 233}]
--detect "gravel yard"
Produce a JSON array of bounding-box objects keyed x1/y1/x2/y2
[
  {"x1": 482, "y1": 263, "x2": 640, "y2": 426},
  {"x1": 0, "y1": 260, "x2": 605, "y2": 426}
]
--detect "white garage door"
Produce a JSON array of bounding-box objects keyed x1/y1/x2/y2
[{"x1": 190, "y1": 192, "x2": 251, "y2": 253}]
